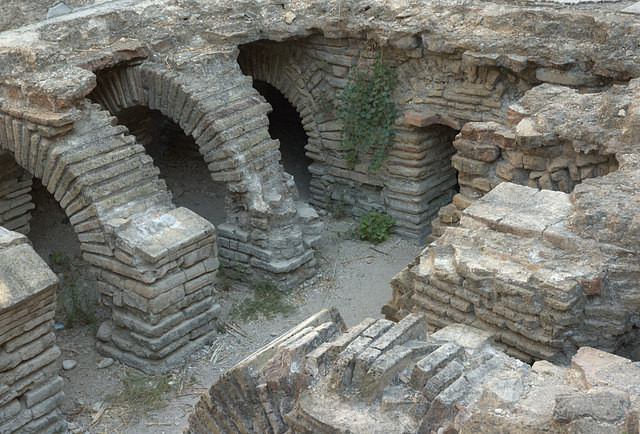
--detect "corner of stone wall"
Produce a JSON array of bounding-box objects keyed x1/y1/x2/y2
[
  {"x1": 94, "y1": 207, "x2": 222, "y2": 373},
  {"x1": 0, "y1": 227, "x2": 66, "y2": 434}
]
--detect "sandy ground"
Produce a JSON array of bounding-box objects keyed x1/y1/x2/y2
[{"x1": 27, "y1": 156, "x2": 423, "y2": 433}]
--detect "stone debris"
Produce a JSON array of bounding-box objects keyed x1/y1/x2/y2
[
  {"x1": 0, "y1": 228, "x2": 66, "y2": 433},
  {"x1": 62, "y1": 359, "x2": 77, "y2": 371},
  {"x1": 186, "y1": 308, "x2": 640, "y2": 433},
  {"x1": 46, "y1": 3, "x2": 73, "y2": 20},
  {"x1": 1, "y1": 0, "x2": 640, "y2": 429},
  {"x1": 97, "y1": 357, "x2": 114, "y2": 369}
]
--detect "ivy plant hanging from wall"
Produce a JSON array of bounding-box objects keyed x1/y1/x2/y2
[{"x1": 336, "y1": 48, "x2": 398, "y2": 173}]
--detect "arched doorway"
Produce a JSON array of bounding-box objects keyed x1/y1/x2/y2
[{"x1": 253, "y1": 80, "x2": 313, "y2": 201}]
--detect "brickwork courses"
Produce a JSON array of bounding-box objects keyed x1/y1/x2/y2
[
  {"x1": 2, "y1": 0, "x2": 640, "y2": 430},
  {"x1": 0, "y1": 228, "x2": 66, "y2": 434},
  {"x1": 186, "y1": 308, "x2": 640, "y2": 433}
]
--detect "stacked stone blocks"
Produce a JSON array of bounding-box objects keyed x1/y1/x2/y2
[
  {"x1": 90, "y1": 53, "x2": 319, "y2": 287},
  {"x1": 186, "y1": 309, "x2": 640, "y2": 433},
  {"x1": 0, "y1": 78, "x2": 222, "y2": 372},
  {"x1": 238, "y1": 36, "x2": 531, "y2": 242},
  {"x1": 430, "y1": 105, "x2": 618, "y2": 241},
  {"x1": 95, "y1": 207, "x2": 221, "y2": 372},
  {"x1": 0, "y1": 151, "x2": 34, "y2": 234},
  {"x1": 387, "y1": 182, "x2": 638, "y2": 363},
  {"x1": 0, "y1": 228, "x2": 66, "y2": 433}
]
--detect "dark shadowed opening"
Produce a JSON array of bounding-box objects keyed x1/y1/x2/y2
[
  {"x1": 113, "y1": 106, "x2": 228, "y2": 226},
  {"x1": 253, "y1": 80, "x2": 313, "y2": 201}
]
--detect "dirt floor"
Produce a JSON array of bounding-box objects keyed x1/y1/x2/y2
[{"x1": 27, "y1": 153, "x2": 423, "y2": 433}]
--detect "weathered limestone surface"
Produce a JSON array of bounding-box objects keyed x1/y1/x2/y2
[
  {"x1": 0, "y1": 227, "x2": 66, "y2": 434},
  {"x1": 186, "y1": 309, "x2": 640, "y2": 433},
  {"x1": 2, "y1": 0, "x2": 640, "y2": 379},
  {"x1": 89, "y1": 54, "x2": 320, "y2": 286},
  {"x1": 388, "y1": 182, "x2": 640, "y2": 364}
]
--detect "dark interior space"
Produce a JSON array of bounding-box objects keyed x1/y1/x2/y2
[
  {"x1": 252, "y1": 80, "x2": 313, "y2": 201},
  {"x1": 113, "y1": 106, "x2": 228, "y2": 226}
]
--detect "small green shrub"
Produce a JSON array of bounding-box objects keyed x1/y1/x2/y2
[
  {"x1": 218, "y1": 264, "x2": 241, "y2": 291},
  {"x1": 356, "y1": 210, "x2": 395, "y2": 244},
  {"x1": 48, "y1": 250, "x2": 71, "y2": 271},
  {"x1": 233, "y1": 279, "x2": 295, "y2": 320},
  {"x1": 336, "y1": 49, "x2": 398, "y2": 172},
  {"x1": 328, "y1": 195, "x2": 348, "y2": 219}
]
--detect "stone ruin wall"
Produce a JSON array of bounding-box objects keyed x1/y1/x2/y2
[
  {"x1": 0, "y1": 228, "x2": 66, "y2": 434},
  {"x1": 186, "y1": 307, "x2": 640, "y2": 434},
  {"x1": 386, "y1": 82, "x2": 640, "y2": 365},
  {"x1": 2, "y1": 0, "x2": 640, "y2": 431},
  {"x1": 237, "y1": 37, "x2": 531, "y2": 242}
]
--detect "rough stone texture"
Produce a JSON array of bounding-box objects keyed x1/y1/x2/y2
[
  {"x1": 0, "y1": 227, "x2": 66, "y2": 434},
  {"x1": 388, "y1": 182, "x2": 640, "y2": 363},
  {"x1": 0, "y1": 150, "x2": 34, "y2": 234},
  {"x1": 2, "y1": 0, "x2": 640, "y2": 376},
  {"x1": 186, "y1": 309, "x2": 640, "y2": 434}
]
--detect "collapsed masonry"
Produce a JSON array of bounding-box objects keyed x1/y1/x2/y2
[
  {"x1": 186, "y1": 307, "x2": 640, "y2": 433},
  {"x1": 0, "y1": 0, "x2": 640, "y2": 408},
  {"x1": 385, "y1": 82, "x2": 640, "y2": 364}
]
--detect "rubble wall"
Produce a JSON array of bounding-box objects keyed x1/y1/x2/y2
[
  {"x1": 0, "y1": 81, "x2": 222, "y2": 372},
  {"x1": 0, "y1": 228, "x2": 66, "y2": 434},
  {"x1": 88, "y1": 52, "x2": 320, "y2": 287},
  {"x1": 387, "y1": 82, "x2": 640, "y2": 364},
  {"x1": 186, "y1": 309, "x2": 640, "y2": 434}
]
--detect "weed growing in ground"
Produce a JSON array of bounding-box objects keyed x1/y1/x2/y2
[
  {"x1": 356, "y1": 210, "x2": 395, "y2": 244},
  {"x1": 48, "y1": 250, "x2": 96, "y2": 328},
  {"x1": 217, "y1": 264, "x2": 242, "y2": 291},
  {"x1": 232, "y1": 279, "x2": 295, "y2": 320},
  {"x1": 107, "y1": 372, "x2": 175, "y2": 415}
]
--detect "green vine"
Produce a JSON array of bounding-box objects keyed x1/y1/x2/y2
[{"x1": 336, "y1": 50, "x2": 398, "y2": 172}]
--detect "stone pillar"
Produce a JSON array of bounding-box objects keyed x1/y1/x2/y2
[
  {"x1": 0, "y1": 227, "x2": 66, "y2": 434},
  {"x1": 94, "y1": 207, "x2": 221, "y2": 373}
]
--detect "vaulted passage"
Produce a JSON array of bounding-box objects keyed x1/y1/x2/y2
[
  {"x1": 110, "y1": 105, "x2": 228, "y2": 226},
  {"x1": 253, "y1": 80, "x2": 313, "y2": 201}
]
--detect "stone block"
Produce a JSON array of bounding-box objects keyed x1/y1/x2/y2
[
  {"x1": 554, "y1": 389, "x2": 630, "y2": 424},
  {"x1": 0, "y1": 243, "x2": 58, "y2": 311},
  {"x1": 370, "y1": 313, "x2": 427, "y2": 353},
  {"x1": 495, "y1": 160, "x2": 529, "y2": 183},
  {"x1": 451, "y1": 154, "x2": 494, "y2": 177},
  {"x1": 410, "y1": 341, "x2": 464, "y2": 390},
  {"x1": 453, "y1": 139, "x2": 500, "y2": 162},
  {"x1": 423, "y1": 359, "x2": 464, "y2": 401},
  {"x1": 360, "y1": 345, "x2": 413, "y2": 401},
  {"x1": 404, "y1": 111, "x2": 441, "y2": 127}
]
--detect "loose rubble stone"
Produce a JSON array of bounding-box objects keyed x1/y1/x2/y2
[
  {"x1": 97, "y1": 358, "x2": 114, "y2": 369},
  {"x1": 62, "y1": 359, "x2": 77, "y2": 371},
  {"x1": 186, "y1": 309, "x2": 640, "y2": 433}
]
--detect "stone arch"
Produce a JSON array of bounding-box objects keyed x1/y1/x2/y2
[
  {"x1": 88, "y1": 53, "x2": 318, "y2": 286},
  {"x1": 0, "y1": 97, "x2": 221, "y2": 373},
  {"x1": 237, "y1": 40, "x2": 327, "y2": 207},
  {"x1": 237, "y1": 42, "x2": 321, "y2": 156},
  {"x1": 237, "y1": 38, "x2": 465, "y2": 242}
]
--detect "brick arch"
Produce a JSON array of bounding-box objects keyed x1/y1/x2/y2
[
  {"x1": 236, "y1": 43, "x2": 321, "y2": 153},
  {"x1": 89, "y1": 54, "x2": 318, "y2": 287},
  {"x1": 0, "y1": 99, "x2": 221, "y2": 373}
]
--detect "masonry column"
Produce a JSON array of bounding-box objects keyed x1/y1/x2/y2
[{"x1": 0, "y1": 228, "x2": 66, "y2": 434}]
